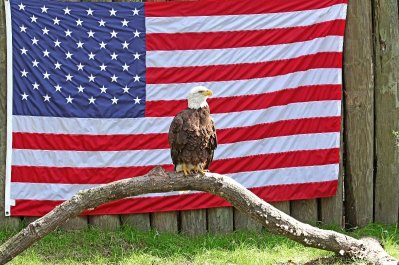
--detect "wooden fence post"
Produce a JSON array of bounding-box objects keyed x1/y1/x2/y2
[
  {"x1": 234, "y1": 208, "x2": 262, "y2": 231},
  {"x1": 0, "y1": 0, "x2": 21, "y2": 229},
  {"x1": 151, "y1": 211, "x2": 179, "y2": 233},
  {"x1": 373, "y1": 0, "x2": 399, "y2": 225},
  {"x1": 343, "y1": 0, "x2": 374, "y2": 227},
  {"x1": 207, "y1": 207, "x2": 233, "y2": 234},
  {"x1": 181, "y1": 209, "x2": 207, "y2": 235},
  {"x1": 321, "y1": 101, "x2": 344, "y2": 226},
  {"x1": 290, "y1": 199, "x2": 318, "y2": 224}
]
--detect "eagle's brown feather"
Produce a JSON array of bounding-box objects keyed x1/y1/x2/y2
[{"x1": 168, "y1": 105, "x2": 217, "y2": 171}]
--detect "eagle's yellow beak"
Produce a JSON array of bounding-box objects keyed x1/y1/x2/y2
[{"x1": 202, "y1": 89, "x2": 213, "y2": 97}]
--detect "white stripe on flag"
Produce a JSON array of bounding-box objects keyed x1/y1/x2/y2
[
  {"x1": 12, "y1": 100, "x2": 341, "y2": 135},
  {"x1": 147, "y1": 36, "x2": 343, "y2": 67},
  {"x1": 145, "y1": 4, "x2": 346, "y2": 33},
  {"x1": 10, "y1": 164, "x2": 339, "y2": 200},
  {"x1": 12, "y1": 132, "x2": 339, "y2": 167},
  {"x1": 146, "y1": 68, "x2": 342, "y2": 101}
]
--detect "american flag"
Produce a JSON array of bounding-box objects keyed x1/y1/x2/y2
[{"x1": 5, "y1": 0, "x2": 347, "y2": 216}]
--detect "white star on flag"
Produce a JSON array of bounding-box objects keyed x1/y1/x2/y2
[
  {"x1": 42, "y1": 27, "x2": 49, "y2": 35},
  {"x1": 31, "y1": 37, "x2": 39, "y2": 45},
  {"x1": 87, "y1": 30, "x2": 95, "y2": 38},
  {"x1": 54, "y1": 62, "x2": 62, "y2": 69},
  {"x1": 63, "y1": 7, "x2": 71, "y2": 15},
  {"x1": 54, "y1": 39, "x2": 61, "y2": 47},
  {"x1": 66, "y1": 95, "x2": 74, "y2": 104},
  {"x1": 19, "y1": 25, "x2": 27, "y2": 32},
  {"x1": 122, "y1": 63, "x2": 129, "y2": 71},
  {"x1": 110, "y1": 8, "x2": 117, "y2": 16},
  {"x1": 65, "y1": 51, "x2": 73, "y2": 59},
  {"x1": 77, "y1": 63, "x2": 84, "y2": 71},
  {"x1": 66, "y1": 73, "x2": 73, "y2": 81},
  {"x1": 133, "y1": 30, "x2": 140, "y2": 38},
  {"x1": 76, "y1": 41, "x2": 84, "y2": 48},
  {"x1": 100, "y1": 64, "x2": 107, "y2": 71},
  {"x1": 111, "y1": 52, "x2": 118, "y2": 60},
  {"x1": 88, "y1": 74, "x2": 96, "y2": 82},
  {"x1": 111, "y1": 74, "x2": 118, "y2": 82},
  {"x1": 43, "y1": 50, "x2": 50, "y2": 57},
  {"x1": 134, "y1": 96, "x2": 141, "y2": 104},
  {"x1": 20, "y1": 69, "x2": 28, "y2": 77},
  {"x1": 99, "y1": 41, "x2": 107, "y2": 49},
  {"x1": 86, "y1": 8, "x2": 94, "y2": 16},
  {"x1": 88, "y1": 52, "x2": 95, "y2": 60},
  {"x1": 41, "y1": 5, "x2": 48, "y2": 13},
  {"x1": 18, "y1": 3, "x2": 25, "y2": 11},
  {"x1": 20, "y1": 47, "x2": 28, "y2": 55},
  {"x1": 65, "y1": 29, "x2": 72, "y2": 37},
  {"x1": 53, "y1": 17, "x2": 60, "y2": 25},
  {"x1": 43, "y1": 94, "x2": 51, "y2": 102},
  {"x1": 43, "y1": 71, "x2": 50, "y2": 79},
  {"x1": 21, "y1": 92, "x2": 29, "y2": 100},
  {"x1": 32, "y1": 82, "x2": 39, "y2": 90},
  {"x1": 30, "y1": 15, "x2": 38, "y2": 23},
  {"x1": 111, "y1": 97, "x2": 119, "y2": 104},
  {"x1": 32, "y1": 60, "x2": 39, "y2": 67},
  {"x1": 132, "y1": 8, "x2": 139, "y2": 15},
  {"x1": 100, "y1": 86, "x2": 107, "y2": 93}
]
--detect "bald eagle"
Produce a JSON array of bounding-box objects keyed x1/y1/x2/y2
[{"x1": 168, "y1": 86, "x2": 217, "y2": 175}]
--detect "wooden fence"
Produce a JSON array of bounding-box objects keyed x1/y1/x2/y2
[{"x1": 0, "y1": 0, "x2": 398, "y2": 233}]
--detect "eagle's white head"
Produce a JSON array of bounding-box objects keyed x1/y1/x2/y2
[{"x1": 187, "y1": 86, "x2": 213, "y2": 109}]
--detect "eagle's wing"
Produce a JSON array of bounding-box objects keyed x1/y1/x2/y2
[
  {"x1": 205, "y1": 118, "x2": 217, "y2": 170},
  {"x1": 168, "y1": 114, "x2": 185, "y2": 168}
]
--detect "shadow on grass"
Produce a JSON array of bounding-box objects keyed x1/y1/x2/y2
[{"x1": 0, "y1": 223, "x2": 397, "y2": 264}]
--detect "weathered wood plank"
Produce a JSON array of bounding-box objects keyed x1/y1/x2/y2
[
  {"x1": 181, "y1": 209, "x2": 207, "y2": 235},
  {"x1": 151, "y1": 211, "x2": 178, "y2": 233},
  {"x1": 234, "y1": 208, "x2": 262, "y2": 231},
  {"x1": 89, "y1": 215, "x2": 120, "y2": 230},
  {"x1": 343, "y1": 0, "x2": 374, "y2": 227},
  {"x1": 321, "y1": 101, "x2": 344, "y2": 226},
  {"x1": 60, "y1": 216, "x2": 88, "y2": 231},
  {"x1": 121, "y1": 214, "x2": 150, "y2": 231},
  {"x1": 207, "y1": 207, "x2": 233, "y2": 234},
  {"x1": 270, "y1": 201, "x2": 290, "y2": 215},
  {"x1": 373, "y1": 0, "x2": 399, "y2": 224},
  {"x1": 290, "y1": 199, "x2": 318, "y2": 224},
  {"x1": 0, "y1": 0, "x2": 21, "y2": 229}
]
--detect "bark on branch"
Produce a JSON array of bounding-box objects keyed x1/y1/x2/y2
[{"x1": 0, "y1": 167, "x2": 397, "y2": 265}]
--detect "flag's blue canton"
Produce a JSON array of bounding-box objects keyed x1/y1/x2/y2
[{"x1": 11, "y1": 1, "x2": 146, "y2": 118}]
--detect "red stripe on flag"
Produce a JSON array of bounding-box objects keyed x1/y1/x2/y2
[
  {"x1": 13, "y1": 132, "x2": 170, "y2": 151},
  {"x1": 12, "y1": 165, "x2": 174, "y2": 184},
  {"x1": 146, "y1": 85, "x2": 341, "y2": 117},
  {"x1": 209, "y1": 148, "x2": 339, "y2": 174},
  {"x1": 11, "y1": 180, "x2": 339, "y2": 216},
  {"x1": 11, "y1": 148, "x2": 339, "y2": 184},
  {"x1": 145, "y1": 0, "x2": 347, "y2": 17},
  {"x1": 218, "y1": 117, "x2": 341, "y2": 144},
  {"x1": 13, "y1": 117, "x2": 340, "y2": 151},
  {"x1": 146, "y1": 52, "x2": 343, "y2": 84},
  {"x1": 147, "y1": 20, "x2": 346, "y2": 51}
]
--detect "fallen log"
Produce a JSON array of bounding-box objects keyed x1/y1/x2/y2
[{"x1": 0, "y1": 167, "x2": 397, "y2": 265}]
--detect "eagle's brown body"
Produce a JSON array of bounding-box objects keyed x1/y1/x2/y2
[{"x1": 168, "y1": 105, "x2": 217, "y2": 173}]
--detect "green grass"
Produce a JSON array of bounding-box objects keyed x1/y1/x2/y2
[{"x1": 0, "y1": 224, "x2": 398, "y2": 264}]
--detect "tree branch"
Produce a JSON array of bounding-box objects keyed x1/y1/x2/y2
[{"x1": 0, "y1": 167, "x2": 397, "y2": 265}]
